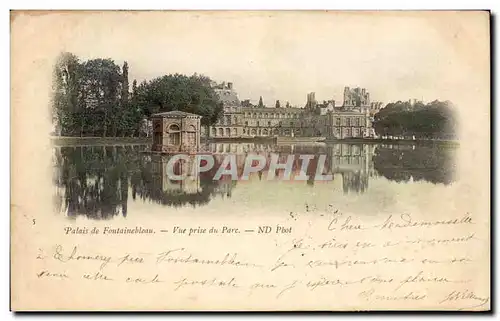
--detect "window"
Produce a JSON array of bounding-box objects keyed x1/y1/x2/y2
[
  {"x1": 257, "y1": 121, "x2": 260, "y2": 127},
  {"x1": 336, "y1": 118, "x2": 341, "y2": 126},
  {"x1": 212, "y1": 128, "x2": 216, "y2": 136},
  {"x1": 169, "y1": 132, "x2": 180, "y2": 145},
  {"x1": 186, "y1": 126, "x2": 196, "y2": 146},
  {"x1": 279, "y1": 121, "x2": 282, "y2": 127},
  {"x1": 154, "y1": 121, "x2": 162, "y2": 132},
  {"x1": 154, "y1": 132, "x2": 162, "y2": 145},
  {"x1": 245, "y1": 121, "x2": 248, "y2": 126},
  {"x1": 265, "y1": 113, "x2": 269, "y2": 118},
  {"x1": 291, "y1": 122, "x2": 294, "y2": 127},
  {"x1": 346, "y1": 118, "x2": 351, "y2": 126},
  {"x1": 168, "y1": 124, "x2": 180, "y2": 145},
  {"x1": 268, "y1": 121, "x2": 271, "y2": 126},
  {"x1": 225, "y1": 128, "x2": 231, "y2": 136},
  {"x1": 169, "y1": 124, "x2": 180, "y2": 131}
]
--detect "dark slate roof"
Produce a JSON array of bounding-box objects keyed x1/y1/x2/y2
[{"x1": 151, "y1": 111, "x2": 202, "y2": 118}]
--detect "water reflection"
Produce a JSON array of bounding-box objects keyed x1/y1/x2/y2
[
  {"x1": 373, "y1": 143, "x2": 457, "y2": 185},
  {"x1": 53, "y1": 142, "x2": 457, "y2": 219}
]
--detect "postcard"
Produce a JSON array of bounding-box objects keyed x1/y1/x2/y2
[{"x1": 10, "y1": 10, "x2": 490, "y2": 311}]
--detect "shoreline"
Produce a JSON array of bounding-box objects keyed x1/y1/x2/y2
[
  {"x1": 51, "y1": 136, "x2": 150, "y2": 147},
  {"x1": 51, "y1": 136, "x2": 459, "y2": 147}
]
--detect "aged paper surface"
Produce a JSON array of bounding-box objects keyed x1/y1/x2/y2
[{"x1": 10, "y1": 11, "x2": 490, "y2": 311}]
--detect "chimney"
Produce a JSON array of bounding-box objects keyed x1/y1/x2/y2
[{"x1": 227, "y1": 82, "x2": 233, "y2": 90}]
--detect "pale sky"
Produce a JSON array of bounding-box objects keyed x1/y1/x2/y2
[{"x1": 24, "y1": 11, "x2": 489, "y2": 107}]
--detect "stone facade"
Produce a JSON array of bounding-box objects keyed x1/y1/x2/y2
[
  {"x1": 151, "y1": 111, "x2": 202, "y2": 153},
  {"x1": 343, "y1": 86, "x2": 370, "y2": 108},
  {"x1": 370, "y1": 101, "x2": 384, "y2": 116},
  {"x1": 206, "y1": 82, "x2": 377, "y2": 139},
  {"x1": 211, "y1": 106, "x2": 307, "y2": 138}
]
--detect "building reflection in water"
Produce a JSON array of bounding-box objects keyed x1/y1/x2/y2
[{"x1": 53, "y1": 142, "x2": 457, "y2": 219}]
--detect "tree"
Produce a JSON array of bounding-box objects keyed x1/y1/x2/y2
[
  {"x1": 275, "y1": 100, "x2": 281, "y2": 108},
  {"x1": 121, "y1": 62, "x2": 129, "y2": 106},
  {"x1": 79, "y1": 58, "x2": 122, "y2": 137},
  {"x1": 52, "y1": 53, "x2": 224, "y2": 138},
  {"x1": 258, "y1": 96, "x2": 264, "y2": 107},
  {"x1": 135, "y1": 73, "x2": 223, "y2": 127},
  {"x1": 131, "y1": 79, "x2": 138, "y2": 98},
  {"x1": 373, "y1": 100, "x2": 458, "y2": 139},
  {"x1": 52, "y1": 52, "x2": 81, "y2": 136}
]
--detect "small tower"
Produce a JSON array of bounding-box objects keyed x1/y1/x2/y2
[{"x1": 150, "y1": 111, "x2": 202, "y2": 153}]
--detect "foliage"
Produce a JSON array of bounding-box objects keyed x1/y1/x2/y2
[
  {"x1": 52, "y1": 53, "x2": 223, "y2": 137},
  {"x1": 52, "y1": 52, "x2": 80, "y2": 136},
  {"x1": 373, "y1": 100, "x2": 458, "y2": 139},
  {"x1": 134, "y1": 73, "x2": 223, "y2": 127}
]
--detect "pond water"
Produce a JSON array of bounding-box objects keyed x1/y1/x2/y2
[{"x1": 52, "y1": 142, "x2": 458, "y2": 221}]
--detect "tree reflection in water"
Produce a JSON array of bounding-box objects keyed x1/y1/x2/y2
[
  {"x1": 372, "y1": 143, "x2": 457, "y2": 185},
  {"x1": 53, "y1": 145, "x2": 232, "y2": 220},
  {"x1": 53, "y1": 142, "x2": 457, "y2": 220}
]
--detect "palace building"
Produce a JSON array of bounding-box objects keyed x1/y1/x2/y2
[{"x1": 206, "y1": 82, "x2": 379, "y2": 139}]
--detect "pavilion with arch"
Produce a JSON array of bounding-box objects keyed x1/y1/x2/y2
[{"x1": 151, "y1": 111, "x2": 202, "y2": 153}]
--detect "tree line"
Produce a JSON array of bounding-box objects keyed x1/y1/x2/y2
[
  {"x1": 52, "y1": 52, "x2": 223, "y2": 137},
  {"x1": 372, "y1": 100, "x2": 458, "y2": 139}
]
